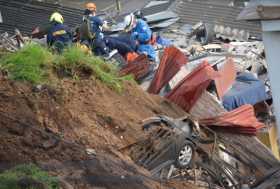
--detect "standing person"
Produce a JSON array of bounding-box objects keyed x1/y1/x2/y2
[
  {"x1": 123, "y1": 13, "x2": 156, "y2": 61},
  {"x1": 47, "y1": 12, "x2": 72, "y2": 53},
  {"x1": 80, "y1": 2, "x2": 110, "y2": 57}
]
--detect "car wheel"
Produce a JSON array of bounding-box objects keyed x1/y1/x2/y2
[{"x1": 175, "y1": 141, "x2": 194, "y2": 168}]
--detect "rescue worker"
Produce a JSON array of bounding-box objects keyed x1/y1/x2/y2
[
  {"x1": 47, "y1": 12, "x2": 72, "y2": 53},
  {"x1": 80, "y1": 2, "x2": 110, "y2": 56},
  {"x1": 123, "y1": 13, "x2": 156, "y2": 61}
]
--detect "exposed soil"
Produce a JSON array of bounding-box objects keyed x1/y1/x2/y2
[{"x1": 0, "y1": 76, "x2": 200, "y2": 189}]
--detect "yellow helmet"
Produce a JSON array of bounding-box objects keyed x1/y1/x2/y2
[{"x1": 50, "y1": 12, "x2": 64, "y2": 24}]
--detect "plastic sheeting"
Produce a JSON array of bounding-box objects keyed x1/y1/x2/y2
[
  {"x1": 165, "y1": 61, "x2": 219, "y2": 112},
  {"x1": 148, "y1": 46, "x2": 187, "y2": 94},
  {"x1": 222, "y1": 72, "x2": 268, "y2": 111},
  {"x1": 200, "y1": 104, "x2": 264, "y2": 135}
]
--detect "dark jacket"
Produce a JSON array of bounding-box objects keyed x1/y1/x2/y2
[
  {"x1": 47, "y1": 22, "x2": 72, "y2": 46},
  {"x1": 80, "y1": 15, "x2": 104, "y2": 42}
]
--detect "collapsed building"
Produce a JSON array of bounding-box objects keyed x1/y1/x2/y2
[{"x1": 0, "y1": 0, "x2": 280, "y2": 189}]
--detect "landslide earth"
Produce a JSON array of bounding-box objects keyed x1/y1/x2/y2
[{"x1": 0, "y1": 76, "x2": 202, "y2": 189}]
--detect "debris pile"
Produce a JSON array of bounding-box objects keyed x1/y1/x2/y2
[{"x1": 0, "y1": 0, "x2": 279, "y2": 189}]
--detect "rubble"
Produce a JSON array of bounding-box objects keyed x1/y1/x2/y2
[
  {"x1": 0, "y1": 0, "x2": 280, "y2": 189},
  {"x1": 0, "y1": 29, "x2": 26, "y2": 52}
]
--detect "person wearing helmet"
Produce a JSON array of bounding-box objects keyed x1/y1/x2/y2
[
  {"x1": 47, "y1": 12, "x2": 72, "y2": 53},
  {"x1": 123, "y1": 13, "x2": 155, "y2": 61},
  {"x1": 80, "y1": 2, "x2": 110, "y2": 56},
  {"x1": 134, "y1": 10, "x2": 146, "y2": 21}
]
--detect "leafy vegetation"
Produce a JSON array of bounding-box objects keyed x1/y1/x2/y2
[
  {"x1": 0, "y1": 44, "x2": 132, "y2": 92},
  {"x1": 0, "y1": 164, "x2": 59, "y2": 189}
]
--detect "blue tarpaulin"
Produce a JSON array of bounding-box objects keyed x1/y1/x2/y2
[{"x1": 222, "y1": 72, "x2": 268, "y2": 111}]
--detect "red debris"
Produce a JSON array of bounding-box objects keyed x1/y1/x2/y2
[
  {"x1": 148, "y1": 46, "x2": 187, "y2": 94},
  {"x1": 119, "y1": 54, "x2": 151, "y2": 81},
  {"x1": 215, "y1": 58, "x2": 237, "y2": 99},
  {"x1": 165, "y1": 61, "x2": 219, "y2": 112},
  {"x1": 200, "y1": 104, "x2": 264, "y2": 135}
]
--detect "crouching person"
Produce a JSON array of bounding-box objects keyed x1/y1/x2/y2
[
  {"x1": 80, "y1": 2, "x2": 113, "y2": 58},
  {"x1": 123, "y1": 14, "x2": 156, "y2": 61},
  {"x1": 47, "y1": 12, "x2": 72, "y2": 53}
]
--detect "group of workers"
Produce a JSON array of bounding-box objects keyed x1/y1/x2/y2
[{"x1": 45, "y1": 2, "x2": 156, "y2": 61}]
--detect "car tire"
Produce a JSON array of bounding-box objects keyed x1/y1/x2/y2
[{"x1": 175, "y1": 140, "x2": 195, "y2": 169}]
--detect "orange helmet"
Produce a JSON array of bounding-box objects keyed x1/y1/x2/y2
[{"x1": 86, "y1": 2, "x2": 96, "y2": 12}]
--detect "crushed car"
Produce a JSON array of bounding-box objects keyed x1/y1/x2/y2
[{"x1": 127, "y1": 115, "x2": 278, "y2": 189}]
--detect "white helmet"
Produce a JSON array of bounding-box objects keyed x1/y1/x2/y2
[{"x1": 124, "y1": 14, "x2": 136, "y2": 32}]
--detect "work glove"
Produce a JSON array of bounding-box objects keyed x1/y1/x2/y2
[{"x1": 131, "y1": 32, "x2": 138, "y2": 40}]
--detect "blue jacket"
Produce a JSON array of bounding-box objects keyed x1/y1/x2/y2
[
  {"x1": 138, "y1": 44, "x2": 156, "y2": 61},
  {"x1": 47, "y1": 23, "x2": 71, "y2": 46},
  {"x1": 131, "y1": 19, "x2": 152, "y2": 44}
]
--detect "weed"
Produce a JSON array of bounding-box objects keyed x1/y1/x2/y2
[
  {"x1": 0, "y1": 164, "x2": 59, "y2": 189},
  {"x1": 56, "y1": 46, "x2": 132, "y2": 92},
  {"x1": 0, "y1": 43, "x2": 53, "y2": 84},
  {"x1": 0, "y1": 45, "x2": 132, "y2": 92}
]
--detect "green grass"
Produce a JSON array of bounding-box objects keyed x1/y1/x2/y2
[
  {"x1": 55, "y1": 46, "x2": 132, "y2": 92},
  {"x1": 0, "y1": 43, "x2": 53, "y2": 84},
  {"x1": 0, "y1": 44, "x2": 132, "y2": 92},
  {"x1": 0, "y1": 164, "x2": 59, "y2": 189}
]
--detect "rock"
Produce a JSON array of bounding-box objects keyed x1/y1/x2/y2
[{"x1": 86, "y1": 148, "x2": 97, "y2": 156}]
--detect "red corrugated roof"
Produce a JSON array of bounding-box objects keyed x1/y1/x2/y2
[
  {"x1": 215, "y1": 58, "x2": 237, "y2": 99},
  {"x1": 165, "y1": 61, "x2": 219, "y2": 112},
  {"x1": 200, "y1": 104, "x2": 265, "y2": 135},
  {"x1": 119, "y1": 54, "x2": 151, "y2": 81},
  {"x1": 148, "y1": 46, "x2": 187, "y2": 94}
]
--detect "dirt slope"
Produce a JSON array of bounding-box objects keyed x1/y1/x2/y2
[{"x1": 0, "y1": 76, "x2": 199, "y2": 189}]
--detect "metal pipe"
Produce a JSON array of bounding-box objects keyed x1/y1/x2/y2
[{"x1": 116, "y1": 0, "x2": 121, "y2": 13}]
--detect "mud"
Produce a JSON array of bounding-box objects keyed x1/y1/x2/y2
[{"x1": 0, "y1": 76, "x2": 193, "y2": 189}]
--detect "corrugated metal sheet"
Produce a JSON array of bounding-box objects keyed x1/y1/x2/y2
[
  {"x1": 148, "y1": 46, "x2": 187, "y2": 94},
  {"x1": 174, "y1": 0, "x2": 262, "y2": 37},
  {"x1": 166, "y1": 61, "x2": 220, "y2": 112},
  {"x1": 0, "y1": 0, "x2": 83, "y2": 35},
  {"x1": 142, "y1": 1, "x2": 173, "y2": 16},
  {"x1": 200, "y1": 104, "x2": 265, "y2": 135}
]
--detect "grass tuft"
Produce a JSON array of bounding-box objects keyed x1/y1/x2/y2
[
  {"x1": 0, "y1": 164, "x2": 59, "y2": 189},
  {"x1": 56, "y1": 46, "x2": 132, "y2": 92},
  {"x1": 0, "y1": 43, "x2": 53, "y2": 84},
  {"x1": 0, "y1": 45, "x2": 132, "y2": 92}
]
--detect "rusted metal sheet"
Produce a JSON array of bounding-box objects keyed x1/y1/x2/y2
[
  {"x1": 200, "y1": 105, "x2": 265, "y2": 135},
  {"x1": 148, "y1": 46, "x2": 187, "y2": 94},
  {"x1": 215, "y1": 58, "x2": 237, "y2": 99},
  {"x1": 166, "y1": 61, "x2": 219, "y2": 112},
  {"x1": 119, "y1": 55, "x2": 151, "y2": 81}
]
